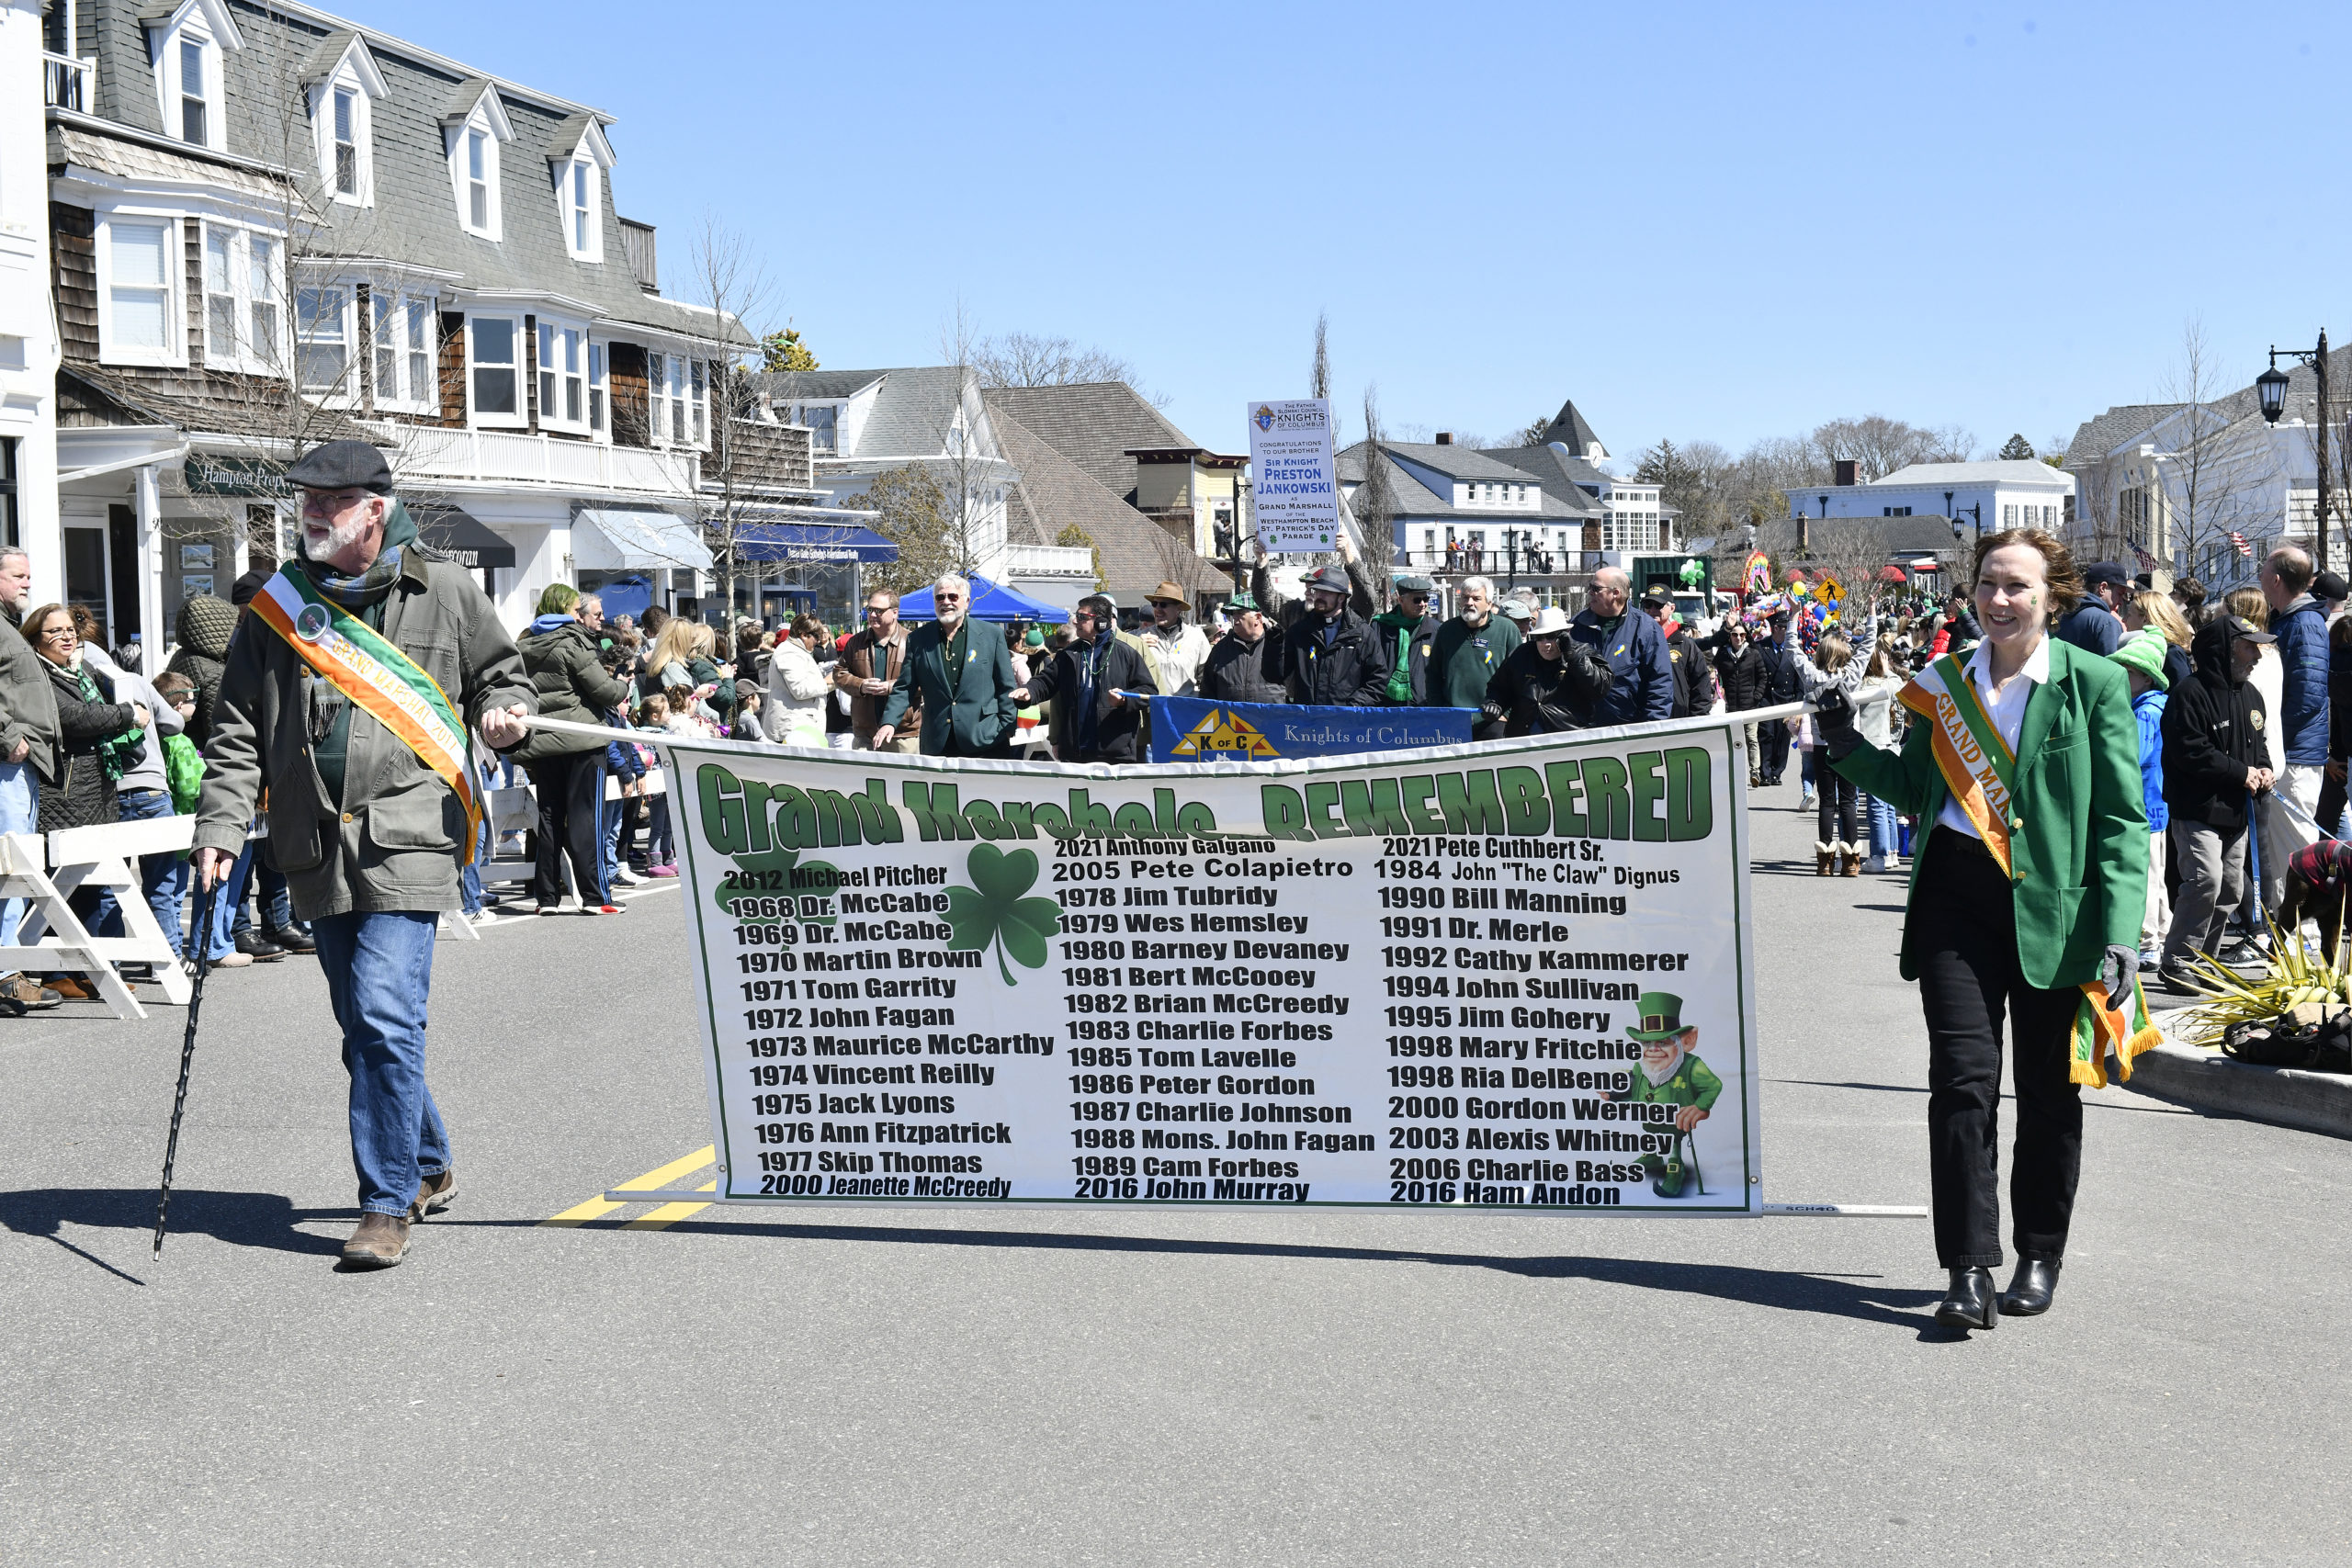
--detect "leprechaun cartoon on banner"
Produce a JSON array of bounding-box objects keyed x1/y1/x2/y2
[{"x1": 1614, "y1": 991, "x2": 1724, "y2": 1199}]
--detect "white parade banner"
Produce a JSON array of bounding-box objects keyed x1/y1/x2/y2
[
  {"x1": 633, "y1": 714, "x2": 1770, "y2": 1216},
  {"x1": 1245, "y1": 398, "x2": 1341, "y2": 553}
]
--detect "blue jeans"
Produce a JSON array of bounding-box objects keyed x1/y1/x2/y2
[
  {"x1": 206, "y1": 837, "x2": 256, "y2": 961},
  {"x1": 311, "y1": 910, "x2": 448, "y2": 1217},
  {"x1": 1800, "y1": 749, "x2": 1817, "y2": 793},
  {"x1": 232, "y1": 861, "x2": 297, "y2": 939},
  {"x1": 1867, "y1": 795, "x2": 1901, "y2": 859},
  {"x1": 92, "y1": 788, "x2": 183, "y2": 954},
  {"x1": 0, "y1": 760, "x2": 36, "y2": 950}
]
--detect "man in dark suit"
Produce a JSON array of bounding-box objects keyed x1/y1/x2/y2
[
  {"x1": 1754, "y1": 611, "x2": 1796, "y2": 784},
  {"x1": 872, "y1": 574, "x2": 1017, "y2": 757}
]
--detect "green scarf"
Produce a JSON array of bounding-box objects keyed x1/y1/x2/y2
[
  {"x1": 77, "y1": 660, "x2": 145, "y2": 784},
  {"x1": 304, "y1": 501, "x2": 421, "y2": 804}
]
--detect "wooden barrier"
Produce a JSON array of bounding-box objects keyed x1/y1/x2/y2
[{"x1": 0, "y1": 814, "x2": 196, "y2": 1020}]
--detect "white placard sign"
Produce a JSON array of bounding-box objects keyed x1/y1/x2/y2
[
  {"x1": 667, "y1": 719, "x2": 1764, "y2": 1214},
  {"x1": 1246, "y1": 398, "x2": 1341, "y2": 553}
]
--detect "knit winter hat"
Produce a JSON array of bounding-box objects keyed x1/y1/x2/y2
[
  {"x1": 174, "y1": 593, "x2": 238, "y2": 660},
  {"x1": 2109, "y1": 627, "x2": 2170, "y2": 691}
]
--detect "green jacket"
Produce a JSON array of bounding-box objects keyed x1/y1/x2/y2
[
  {"x1": 1829, "y1": 637, "x2": 2147, "y2": 989},
  {"x1": 1623, "y1": 1055, "x2": 1723, "y2": 1112},
  {"x1": 879, "y1": 619, "x2": 1016, "y2": 757},
  {"x1": 1426, "y1": 615, "x2": 1521, "y2": 710}
]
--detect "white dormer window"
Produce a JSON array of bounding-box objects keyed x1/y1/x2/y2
[
  {"x1": 548, "y1": 121, "x2": 615, "y2": 262},
  {"x1": 305, "y1": 37, "x2": 385, "y2": 207},
  {"x1": 146, "y1": 0, "x2": 241, "y2": 153},
  {"x1": 444, "y1": 85, "x2": 514, "y2": 240}
]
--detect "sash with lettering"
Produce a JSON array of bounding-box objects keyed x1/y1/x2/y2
[
  {"x1": 249, "y1": 569, "x2": 483, "y2": 864},
  {"x1": 1898, "y1": 654, "x2": 2158, "y2": 1088}
]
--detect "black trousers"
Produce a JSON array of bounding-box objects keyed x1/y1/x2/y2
[
  {"x1": 1911, "y1": 828, "x2": 2084, "y2": 1269},
  {"x1": 1815, "y1": 769, "x2": 1859, "y2": 844},
  {"x1": 1760, "y1": 719, "x2": 1791, "y2": 781},
  {"x1": 526, "y1": 750, "x2": 607, "y2": 907}
]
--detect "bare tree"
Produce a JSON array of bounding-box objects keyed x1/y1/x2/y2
[
  {"x1": 973, "y1": 332, "x2": 1134, "y2": 389},
  {"x1": 1808, "y1": 414, "x2": 1976, "y2": 479},
  {"x1": 1310, "y1": 310, "x2": 1330, "y2": 401},
  {"x1": 675, "y1": 215, "x2": 777, "y2": 623},
  {"x1": 1356, "y1": 386, "x2": 1398, "y2": 591}
]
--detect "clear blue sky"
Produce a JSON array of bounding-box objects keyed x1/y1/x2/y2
[{"x1": 338, "y1": 0, "x2": 2350, "y2": 467}]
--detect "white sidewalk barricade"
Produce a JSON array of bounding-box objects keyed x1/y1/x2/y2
[{"x1": 2, "y1": 814, "x2": 197, "y2": 1020}]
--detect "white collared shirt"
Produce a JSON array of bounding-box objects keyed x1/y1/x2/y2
[{"x1": 1936, "y1": 634, "x2": 2049, "y2": 841}]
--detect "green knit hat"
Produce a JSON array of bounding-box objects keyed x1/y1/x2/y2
[{"x1": 2109, "y1": 627, "x2": 2170, "y2": 691}]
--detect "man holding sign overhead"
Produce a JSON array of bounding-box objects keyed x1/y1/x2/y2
[{"x1": 192, "y1": 440, "x2": 536, "y2": 1270}]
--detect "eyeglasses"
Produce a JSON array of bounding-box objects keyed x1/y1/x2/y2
[
  {"x1": 935, "y1": 593, "x2": 965, "y2": 604},
  {"x1": 37, "y1": 624, "x2": 74, "y2": 641}
]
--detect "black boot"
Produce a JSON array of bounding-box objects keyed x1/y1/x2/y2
[
  {"x1": 264, "y1": 923, "x2": 316, "y2": 954},
  {"x1": 234, "y1": 931, "x2": 286, "y2": 962},
  {"x1": 1933, "y1": 1267, "x2": 1997, "y2": 1330},
  {"x1": 1998, "y1": 1258, "x2": 2061, "y2": 1317}
]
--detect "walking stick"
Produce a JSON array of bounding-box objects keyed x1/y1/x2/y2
[{"x1": 153, "y1": 879, "x2": 221, "y2": 1260}]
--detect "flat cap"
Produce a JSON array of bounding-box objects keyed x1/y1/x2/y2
[
  {"x1": 283, "y1": 439, "x2": 393, "y2": 494},
  {"x1": 1306, "y1": 564, "x2": 1351, "y2": 596},
  {"x1": 1393, "y1": 574, "x2": 1435, "y2": 595}
]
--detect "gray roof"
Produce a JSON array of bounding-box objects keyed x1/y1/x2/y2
[
  {"x1": 1536, "y1": 399, "x2": 1607, "y2": 460},
  {"x1": 991, "y1": 408, "x2": 1227, "y2": 597},
  {"x1": 1338, "y1": 443, "x2": 1592, "y2": 524},
  {"x1": 2064, "y1": 404, "x2": 2177, "y2": 466},
  {"x1": 979, "y1": 383, "x2": 1195, "y2": 505},
  {"x1": 71, "y1": 0, "x2": 729, "y2": 344},
  {"x1": 1478, "y1": 445, "x2": 1610, "y2": 512},
  {"x1": 757, "y1": 367, "x2": 979, "y2": 460},
  {"x1": 1374, "y1": 440, "x2": 1546, "y2": 484},
  {"x1": 1873, "y1": 459, "x2": 2073, "y2": 489}
]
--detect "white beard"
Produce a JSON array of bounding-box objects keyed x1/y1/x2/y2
[
  {"x1": 304, "y1": 515, "x2": 373, "y2": 562},
  {"x1": 1641, "y1": 1043, "x2": 1685, "y2": 1088}
]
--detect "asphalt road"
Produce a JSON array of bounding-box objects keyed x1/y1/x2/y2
[{"x1": 5, "y1": 787, "x2": 2347, "y2": 1566}]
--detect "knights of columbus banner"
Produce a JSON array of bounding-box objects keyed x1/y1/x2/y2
[{"x1": 1146, "y1": 694, "x2": 1476, "y2": 763}]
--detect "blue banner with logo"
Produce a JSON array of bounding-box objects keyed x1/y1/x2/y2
[{"x1": 1144, "y1": 694, "x2": 1476, "y2": 763}]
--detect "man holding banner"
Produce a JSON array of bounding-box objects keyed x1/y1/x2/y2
[
  {"x1": 193, "y1": 440, "x2": 536, "y2": 1270},
  {"x1": 1013, "y1": 594, "x2": 1149, "y2": 763}
]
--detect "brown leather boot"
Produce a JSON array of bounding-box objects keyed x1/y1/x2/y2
[
  {"x1": 1841, "y1": 844, "x2": 1862, "y2": 876},
  {"x1": 341, "y1": 1213, "x2": 412, "y2": 1269},
  {"x1": 1815, "y1": 844, "x2": 1834, "y2": 875},
  {"x1": 410, "y1": 1168, "x2": 458, "y2": 1222}
]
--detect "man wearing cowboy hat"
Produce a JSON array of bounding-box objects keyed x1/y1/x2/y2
[
  {"x1": 1138, "y1": 581, "x2": 1213, "y2": 698},
  {"x1": 1612, "y1": 990, "x2": 1724, "y2": 1199}
]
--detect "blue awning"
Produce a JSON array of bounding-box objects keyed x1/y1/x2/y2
[{"x1": 731, "y1": 522, "x2": 899, "y2": 564}]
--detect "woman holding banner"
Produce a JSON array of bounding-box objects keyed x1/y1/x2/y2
[{"x1": 1815, "y1": 529, "x2": 2150, "y2": 1333}]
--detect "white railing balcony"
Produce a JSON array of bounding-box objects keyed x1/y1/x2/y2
[
  {"x1": 1395, "y1": 547, "x2": 1600, "y2": 576},
  {"x1": 44, "y1": 53, "x2": 93, "y2": 112},
  {"x1": 387, "y1": 427, "x2": 698, "y2": 497},
  {"x1": 1007, "y1": 544, "x2": 1097, "y2": 578}
]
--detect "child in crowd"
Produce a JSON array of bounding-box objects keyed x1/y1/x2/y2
[
  {"x1": 1851, "y1": 639, "x2": 1909, "y2": 874},
  {"x1": 603, "y1": 664, "x2": 648, "y2": 887},
  {"x1": 634, "y1": 693, "x2": 678, "y2": 876},
  {"x1": 2111, "y1": 630, "x2": 2171, "y2": 969},
  {"x1": 735, "y1": 689, "x2": 767, "y2": 743}
]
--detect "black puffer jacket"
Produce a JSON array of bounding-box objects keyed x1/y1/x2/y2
[
  {"x1": 2161, "y1": 615, "x2": 2267, "y2": 832},
  {"x1": 1489, "y1": 637, "x2": 1613, "y2": 735},
  {"x1": 1201, "y1": 627, "x2": 1288, "y2": 705},
  {"x1": 39, "y1": 659, "x2": 136, "y2": 831},
  {"x1": 1024, "y1": 629, "x2": 1152, "y2": 762},
  {"x1": 166, "y1": 593, "x2": 238, "y2": 750},
  {"x1": 1716, "y1": 640, "x2": 1766, "y2": 710},
  {"x1": 1283, "y1": 607, "x2": 1391, "y2": 706}
]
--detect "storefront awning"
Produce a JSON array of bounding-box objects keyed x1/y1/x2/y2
[
  {"x1": 572, "y1": 509, "x2": 711, "y2": 571},
  {"x1": 730, "y1": 522, "x2": 899, "y2": 564},
  {"x1": 412, "y1": 504, "x2": 516, "y2": 570}
]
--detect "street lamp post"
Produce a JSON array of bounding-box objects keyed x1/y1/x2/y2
[{"x1": 2257, "y1": 332, "x2": 2331, "y2": 574}]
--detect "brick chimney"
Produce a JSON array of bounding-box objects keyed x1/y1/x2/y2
[
  {"x1": 1832, "y1": 458, "x2": 1860, "y2": 487},
  {"x1": 1435, "y1": 432, "x2": 1453, "y2": 446}
]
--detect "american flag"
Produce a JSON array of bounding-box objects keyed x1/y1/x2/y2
[
  {"x1": 2230, "y1": 531, "x2": 2253, "y2": 557},
  {"x1": 2128, "y1": 542, "x2": 2163, "y2": 572}
]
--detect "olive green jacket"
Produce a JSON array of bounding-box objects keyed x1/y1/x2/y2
[
  {"x1": 193, "y1": 552, "x2": 536, "y2": 919},
  {"x1": 1828, "y1": 637, "x2": 2147, "y2": 989}
]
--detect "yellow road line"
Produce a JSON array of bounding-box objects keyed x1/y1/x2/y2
[
  {"x1": 541, "y1": 1145, "x2": 715, "y2": 1227},
  {"x1": 624, "y1": 1179, "x2": 718, "y2": 1229}
]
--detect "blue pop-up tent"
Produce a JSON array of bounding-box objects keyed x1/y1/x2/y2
[
  {"x1": 593, "y1": 574, "x2": 654, "y2": 622},
  {"x1": 898, "y1": 573, "x2": 1069, "y2": 624}
]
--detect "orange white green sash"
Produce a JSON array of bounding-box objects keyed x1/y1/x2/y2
[
  {"x1": 1897, "y1": 652, "x2": 2158, "y2": 1086},
  {"x1": 249, "y1": 569, "x2": 482, "y2": 864}
]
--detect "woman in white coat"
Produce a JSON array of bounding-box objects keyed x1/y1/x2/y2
[{"x1": 765, "y1": 613, "x2": 832, "y2": 746}]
